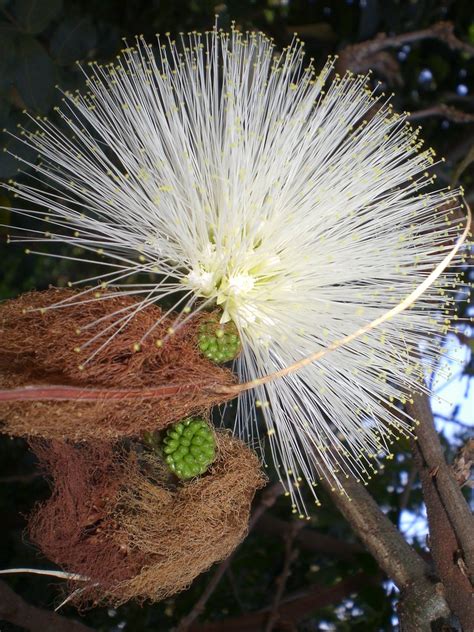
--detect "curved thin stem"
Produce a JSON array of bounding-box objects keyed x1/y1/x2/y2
[
  {"x1": 220, "y1": 204, "x2": 471, "y2": 395},
  {"x1": 0, "y1": 382, "x2": 222, "y2": 402}
]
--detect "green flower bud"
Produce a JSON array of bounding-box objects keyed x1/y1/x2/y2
[
  {"x1": 198, "y1": 318, "x2": 241, "y2": 364},
  {"x1": 163, "y1": 417, "x2": 216, "y2": 480}
]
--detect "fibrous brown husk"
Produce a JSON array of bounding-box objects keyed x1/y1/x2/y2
[
  {"x1": 28, "y1": 433, "x2": 266, "y2": 607},
  {"x1": 28, "y1": 440, "x2": 147, "y2": 590},
  {"x1": 0, "y1": 289, "x2": 236, "y2": 440}
]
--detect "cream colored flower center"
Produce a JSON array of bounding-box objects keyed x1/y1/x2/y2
[{"x1": 185, "y1": 246, "x2": 262, "y2": 326}]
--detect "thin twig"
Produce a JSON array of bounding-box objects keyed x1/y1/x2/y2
[
  {"x1": 224, "y1": 566, "x2": 245, "y2": 613},
  {"x1": 362, "y1": 21, "x2": 474, "y2": 55},
  {"x1": 434, "y1": 412, "x2": 472, "y2": 430},
  {"x1": 337, "y1": 21, "x2": 474, "y2": 74},
  {"x1": 407, "y1": 105, "x2": 474, "y2": 124},
  {"x1": 0, "y1": 382, "x2": 224, "y2": 402},
  {"x1": 398, "y1": 465, "x2": 418, "y2": 514},
  {"x1": 265, "y1": 522, "x2": 303, "y2": 632}
]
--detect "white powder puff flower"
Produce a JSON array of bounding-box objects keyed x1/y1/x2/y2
[{"x1": 4, "y1": 26, "x2": 469, "y2": 513}]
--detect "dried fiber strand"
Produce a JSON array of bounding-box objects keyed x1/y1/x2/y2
[{"x1": 28, "y1": 440, "x2": 146, "y2": 592}]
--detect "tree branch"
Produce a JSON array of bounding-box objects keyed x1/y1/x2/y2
[
  {"x1": 407, "y1": 105, "x2": 474, "y2": 124},
  {"x1": 407, "y1": 393, "x2": 474, "y2": 629},
  {"x1": 368, "y1": 21, "x2": 474, "y2": 55},
  {"x1": 0, "y1": 579, "x2": 94, "y2": 632},
  {"x1": 407, "y1": 393, "x2": 474, "y2": 582},
  {"x1": 317, "y1": 471, "x2": 451, "y2": 630},
  {"x1": 411, "y1": 437, "x2": 474, "y2": 629},
  {"x1": 265, "y1": 522, "x2": 302, "y2": 632},
  {"x1": 319, "y1": 473, "x2": 429, "y2": 589},
  {"x1": 337, "y1": 21, "x2": 474, "y2": 75}
]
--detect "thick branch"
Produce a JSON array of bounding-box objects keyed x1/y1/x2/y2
[
  {"x1": 318, "y1": 473, "x2": 450, "y2": 630},
  {"x1": 0, "y1": 579, "x2": 93, "y2": 632},
  {"x1": 319, "y1": 473, "x2": 430, "y2": 589},
  {"x1": 407, "y1": 393, "x2": 474, "y2": 582},
  {"x1": 412, "y1": 438, "x2": 474, "y2": 629}
]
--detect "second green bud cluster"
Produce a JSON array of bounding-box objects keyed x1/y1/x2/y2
[
  {"x1": 163, "y1": 418, "x2": 216, "y2": 480},
  {"x1": 198, "y1": 319, "x2": 241, "y2": 363}
]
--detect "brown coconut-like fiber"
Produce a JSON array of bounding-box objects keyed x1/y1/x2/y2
[
  {"x1": 0, "y1": 289, "x2": 236, "y2": 440},
  {"x1": 28, "y1": 440, "x2": 147, "y2": 590},
  {"x1": 28, "y1": 433, "x2": 266, "y2": 607}
]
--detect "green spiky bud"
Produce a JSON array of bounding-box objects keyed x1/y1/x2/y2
[
  {"x1": 163, "y1": 418, "x2": 216, "y2": 479},
  {"x1": 198, "y1": 318, "x2": 241, "y2": 363}
]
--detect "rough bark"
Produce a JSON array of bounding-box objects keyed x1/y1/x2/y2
[
  {"x1": 408, "y1": 393, "x2": 474, "y2": 631},
  {"x1": 318, "y1": 473, "x2": 451, "y2": 630},
  {"x1": 408, "y1": 393, "x2": 474, "y2": 581}
]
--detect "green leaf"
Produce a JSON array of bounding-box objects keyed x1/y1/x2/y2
[
  {"x1": 14, "y1": 35, "x2": 56, "y2": 113},
  {"x1": 11, "y1": 0, "x2": 63, "y2": 34},
  {"x1": 50, "y1": 16, "x2": 96, "y2": 65}
]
